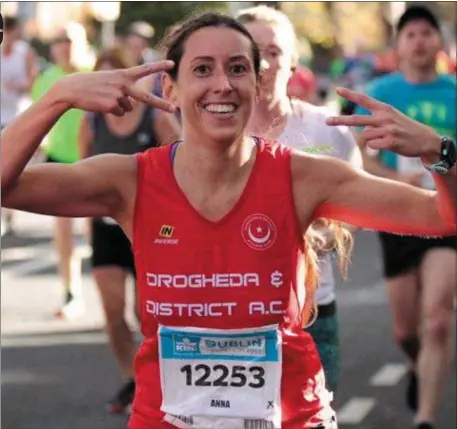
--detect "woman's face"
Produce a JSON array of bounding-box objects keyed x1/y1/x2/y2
[
  {"x1": 163, "y1": 26, "x2": 259, "y2": 146},
  {"x1": 244, "y1": 20, "x2": 295, "y2": 104}
]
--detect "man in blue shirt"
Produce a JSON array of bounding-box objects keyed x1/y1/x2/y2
[{"x1": 356, "y1": 7, "x2": 456, "y2": 429}]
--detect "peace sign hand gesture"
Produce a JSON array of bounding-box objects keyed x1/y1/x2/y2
[
  {"x1": 55, "y1": 61, "x2": 176, "y2": 116},
  {"x1": 326, "y1": 87, "x2": 441, "y2": 160}
]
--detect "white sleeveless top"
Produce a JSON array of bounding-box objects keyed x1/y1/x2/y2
[
  {"x1": 279, "y1": 99, "x2": 362, "y2": 306},
  {"x1": 1, "y1": 41, "x2": 29, "y2": 126}
]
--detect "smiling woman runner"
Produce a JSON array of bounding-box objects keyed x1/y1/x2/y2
[{"x1": 1, "y1": 13, "x2": 455, "y2": 429}]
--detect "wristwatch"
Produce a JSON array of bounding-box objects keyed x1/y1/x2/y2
[{"x1": 422, "y1": 136, "x2": 457, "y2": 175}]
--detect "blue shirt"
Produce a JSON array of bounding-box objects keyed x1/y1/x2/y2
[{"x1": 355, "y1": 72, "x2": 456, "y2": 169}]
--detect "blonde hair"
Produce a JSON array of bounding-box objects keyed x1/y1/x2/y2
[
  {"x1": 236, "y1": 5, "x2": 299, "y2": 67},
  {"x1": 302, "y1": 220, "x2": 354, "y2": 328}
]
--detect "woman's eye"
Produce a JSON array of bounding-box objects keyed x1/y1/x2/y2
[
  {"x1": 231, "y1": 64, "x2": 247, "y2": 74},
  {"x1": 194, "y1": 65, "x2": 210, "y2": 75}
]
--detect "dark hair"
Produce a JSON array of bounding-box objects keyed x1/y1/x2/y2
[
  {"x1": 4, "y1": 16, "x2": 19, "y2": 32},
  {"x1": 396, "y1": 6, "x2": 440, "y2": 35},
  {"x1": 161, "y1": 13, "x2": 261, "y2": 81}
]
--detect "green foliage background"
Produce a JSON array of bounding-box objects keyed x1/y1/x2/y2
[{"x1": 116, "y1": 1, "x2": 228, "y2": 46}]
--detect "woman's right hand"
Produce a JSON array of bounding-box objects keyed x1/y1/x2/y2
[{"x1": 54, "y1": 61, "x2": 176, "y2": 116}]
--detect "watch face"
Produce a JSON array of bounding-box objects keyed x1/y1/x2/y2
[{"x1": 442, "y1": 137, "x2": 457, "y2": 164}]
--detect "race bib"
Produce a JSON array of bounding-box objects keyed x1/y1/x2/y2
[{"x1": 158, "y1": 324, "x2": 282, "y2": 429}]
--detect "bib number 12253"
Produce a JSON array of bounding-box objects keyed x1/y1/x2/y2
[
  {"x1": 180, "y1": 363, "x2": 266, "y2": 388},
  {"x1": 158, "y1": 324, "x2": 282, "y2": 424}
]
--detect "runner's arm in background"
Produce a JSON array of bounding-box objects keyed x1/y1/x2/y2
[
  {"x1": 25, "y1": 47, "x2": 40, "y2": 92},
  {"x1": 358, "y1": 142, "x2": 423, "y2": 186}
]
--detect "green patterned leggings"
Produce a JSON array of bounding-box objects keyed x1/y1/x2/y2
[{"x1": 304, "y1": 306, "x2": 340, "y2": 394}]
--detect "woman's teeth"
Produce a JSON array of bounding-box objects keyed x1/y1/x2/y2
[{"x1": 204, "y1": 104, "x2": 236, "y2": 113}]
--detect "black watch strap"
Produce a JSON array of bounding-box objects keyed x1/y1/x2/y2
[{"x1": 423, "y1": 136, "x2": 456, "y2": 175}]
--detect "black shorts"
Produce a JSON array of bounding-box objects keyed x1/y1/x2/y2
[
  {"x1": 378, "y1": 232, "x2": 457, "y2": 278},
  {"x1": 91, "y1": 218, "x2": 136, "y2": 275},
  {"x1": 45, "y1": 154, "x2": 68, "y2": 163}
]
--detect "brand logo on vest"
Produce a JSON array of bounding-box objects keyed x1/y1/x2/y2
[
  {"x1": 241, "y1": 214, "x2": 277, "y2": 251},
  {"x1": 159, "y1": 225, "x2": 174, "y2": 237},
  {"x1": 155, "y1": 224, "x2": 179, "y2": 245}
]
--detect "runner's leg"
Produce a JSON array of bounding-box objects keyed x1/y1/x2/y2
[
  {"x1": 416, "y1": 246, "x2": 456, "y2": 426},
  {"x1": 53, "y1": 217, "x2": 84, "y2": 318},
  {"x1": 95, "y1": 266, "x2": 134, "y2": 379},
  {"x1": 92, "y1": 218, "x2": 136, "y2": 413},
  {"x1": 380, "y1": 232, "x2": 422, "y2": 410},
  {"x1": 386, "y1": 270, "x2": 421, "y2": 410},
  {"x1": 305, "y1": 302, "x2": 340, "y2": 394}
]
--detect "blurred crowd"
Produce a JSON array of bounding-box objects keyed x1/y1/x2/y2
[{"x1": 2, "y1": 11, "x2": 456, "y2": 125}]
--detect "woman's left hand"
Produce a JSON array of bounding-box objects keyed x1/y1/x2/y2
[{"x1": 326, "y1": 87, "x2": 441, "y2": 161}]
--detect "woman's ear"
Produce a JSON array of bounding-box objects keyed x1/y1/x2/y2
[{"x1": 161, "y1": 72, "x2": 178, "y2": 107}]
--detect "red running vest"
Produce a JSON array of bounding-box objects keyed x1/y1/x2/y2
[{"x1": 129, "y1": 138, "x2": 332, "y2": 429}]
